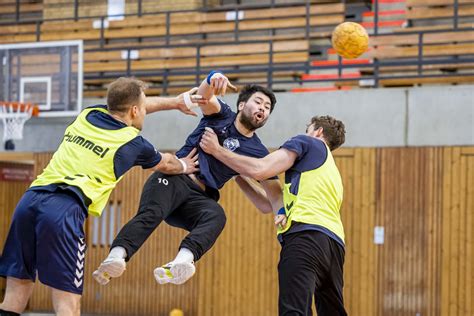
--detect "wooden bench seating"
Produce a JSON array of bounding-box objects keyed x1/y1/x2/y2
[
  {"x1": 370, "y1": 43, "x2": 474, "y2": 59},
  {"x1": 370, "y1": 30, "x2": 474, "y2": 46},
  {"x1": 359, "y1": 62, "x2": 474, "y2": 74},
  {"x1": 308, "y1": 25, "x2": 474, "y2": 90},
  {"x1": 8, "y1": 40, "x2": 308, "y2": 73},
  {"x1": 0, "y1": 3, "x2": 344, "y2": 46},
  {"x1": 0, "y1": 1, "x2": 43, "y2": 15},
  {"x1": 334, "y1": 74, "x2": 474, "y2": 88},
  {"x1": 407, "y1": 0, "x2": 474, "y2": 5},
  {"x1": 0, "y1": 1, "x2": 43, "y2": 25},
  {"x1": 0, "y1": 2, "x2": 334, "y2": 95},
  {"x1": 38, "y1": 3, "x2": 344, "y2": 31},
  {"x1": 368, "y1": 28, "x2": 474, "y2": 59},
  {"x1": 79, "y1": 39, "x2": 308, "y2": 96},
  {"x1": 379, "y1": 75, "x2": 474, "y2": 86},
  {"x1": 406, "y1": 0, "x2": 474, "y2": 26},
  {"x1": 83, "y1": 69, "x2": 304, "y2": 97},
  {"x1": 406, "y1": 0, "x2": 474, "y2": 16},
  {"x1": 2, "y1": 2, "x2": 471, "y2": 92},
  {"x1": 395, "y1": 22, "x2": 474, "y2": 33},
  {"x1": 79, "y1": 30, "x2": 331, "y2": 50},
  {"x1": 82, "y1": 40, "x2": 308, "y2": 72},
  {"x1": 407, "y1": 5, "x2": 474, "y2": 20}
]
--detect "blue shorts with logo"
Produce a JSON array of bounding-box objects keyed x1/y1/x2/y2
[{"x1": 0, "y1": 189, "x2": 87, "y2": 294}]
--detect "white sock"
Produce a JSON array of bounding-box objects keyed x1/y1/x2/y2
[
  {"x1": 172, "y1": 248, "x2": 194, "y2": 264},
  {"x1": 108, "y1": 246, "x2": 127, "y2": 260}
]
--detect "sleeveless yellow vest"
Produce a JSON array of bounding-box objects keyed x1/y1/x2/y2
[
  {"x1": 31, "y1": 107, "x2": 139, "y2": 216},
  {"x1": 279, "y1": 144, "x2": 345, "y2": 242}
]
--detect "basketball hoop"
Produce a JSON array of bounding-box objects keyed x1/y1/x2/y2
[{"x1": 0, "y1": 101, "x2": 39, "y2": 150}]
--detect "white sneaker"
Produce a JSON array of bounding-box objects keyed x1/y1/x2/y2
[
  {"x1": 154, "y1": 261, "x2": 195, "y2": 285},
  {"x1": 93, "y1": 257, "x2": 126, "y2": 285},
  {"x1": 92, "y1": 269, "x2": 111, "y2": 285}
]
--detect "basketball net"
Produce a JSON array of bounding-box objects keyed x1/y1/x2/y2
[{"x1": 0, "y1": 102, "x2": 37, "y2": 142}]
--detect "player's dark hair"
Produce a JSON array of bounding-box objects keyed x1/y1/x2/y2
[
  {"x1": 107, "y1": 77, "x2": 148, "y2": 113},
  {"x1": 310, "y1": 115, "x2": 346, "y2": 151},
  {"x1": 236, "y1": 85, "x2": 276, "y2": 113}
]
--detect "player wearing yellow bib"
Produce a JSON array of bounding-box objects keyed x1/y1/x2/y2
[
  {"x1": 0, "y1": 77, "x2": 202, "y2": 316},
  {"x1": 200, "y1": 115, "x2": 347, "y2": 316}
]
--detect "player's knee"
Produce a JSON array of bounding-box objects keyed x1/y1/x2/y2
[
  {"x1": 54, "y1": 300, "x2": 80, "y2": 316},
  {"x1": 210, "y1": 206, "x2": 226, "y2": 231},
  {"x1": 52, "y1": 290, "x2": 81, "y2": 316},
  {"x1": 134, "y1": 206, "x2": 164, "y2": 226}
]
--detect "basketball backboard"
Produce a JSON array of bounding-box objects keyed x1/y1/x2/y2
[{"x1": 0, "y1": 40, "x2": 83, "y2": 117}]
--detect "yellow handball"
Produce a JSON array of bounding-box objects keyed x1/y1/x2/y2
[
  {"x1": 331, "y1": 22, "x2": 369, "y2": 59},
  {"x1": 169, "y1": 308, "x2": 184, "y2": 316}
]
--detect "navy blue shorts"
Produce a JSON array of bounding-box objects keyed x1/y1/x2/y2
[{"x1": 0, "y1": 189, "x2": 87, "y2": 294}]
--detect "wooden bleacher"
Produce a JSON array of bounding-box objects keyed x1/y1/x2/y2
[
  {"x1": 0, "y1": 2, "x2": 345, "y2": 95},
  {"x1": 1, "y1": 1, "x2": 472, "y2": 93},
  {"x1": 81, "y1": 39, "x2": 309, "y2": 97},
  {"x1": 333, "y1": 28, "x2": 474, "y2": 88},
  {"x1": 364, "y1": 11, "x2": 474, "y2": 85},
  {"x1": 331, "y1": 0, "x2": 474, "y2": 89},
  {"x1": 369, "y1": 30, "x2": 474, "y2": 59},
  {"x1": 0, "y1": 3, "x2": 344, "y2": 45},
  {"x1": 406, "y1": 0, "x2": 474, "y2": 20},
  {"x1": 0, "y1": 0, "x2": 43, "y2": 23}
]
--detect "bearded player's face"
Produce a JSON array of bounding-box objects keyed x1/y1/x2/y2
[{"x1": 238, "y1": 92, "x2": 272, "y2": 131}]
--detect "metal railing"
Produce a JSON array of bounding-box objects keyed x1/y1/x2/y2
[
  {"x1": 3, "y1": 0, "x2": 466, "y2": 29},
  {"x1": 1, "y1": 0, "x2": 473, "y2": 93},
  {"x1": 2, "y1": 0, "x2": 338, "y2": 24},
  {"x1": 81, "y1": 26, "x2": 474, "y2": 93}
]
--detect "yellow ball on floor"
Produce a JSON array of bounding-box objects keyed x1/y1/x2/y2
[{"x1": 170, "y1": 308, "x2": 184, "y2": 316}]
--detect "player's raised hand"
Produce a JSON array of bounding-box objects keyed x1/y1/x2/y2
[
  {"x1": 209, "y1": 73, "x2": 238, "y2": 97},
  {"x1": 176, "y1": 87, "x2": 207, "y2": 116},
  {"x1": 199, "y1": 127, "x2": 220, "y2": 155},
  {"x1": 180, "y1": 148, "x2": 199, "y2": 174}
]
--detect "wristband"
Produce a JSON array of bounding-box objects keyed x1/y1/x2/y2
[
  {"x1": 206, "y1": 70, "x2": 222, "y2": 85},
  {"x1": 183, "y1": 91, "x2": 197, "y2": 109},
  {"x1": 178, "y1": 158, "x2": 187, "y2": 173},
  {"x1": 277, "y1": 207, "x2": 286, "y2": 215}
]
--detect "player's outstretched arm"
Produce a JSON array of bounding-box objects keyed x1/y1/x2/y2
[
  {"x1": 152, "y1": 148, "x2": 199, "y2": 175},
  {"x1": 235, "y1": 176, "x2": 274, "y2": 214},
  {"x1": 260, "y1": 179, "x2": 287, "y2": 228},
  {"x1": 197, "y1": 71, "x2": 238, "y2": 116},
  {"x1": 145, "y1": 87, "x2": 207, "y2": 116},
  {"x1": 235, "y1": 176, "x2": 287, "y2": 228},
  {"x1": 200, "y1": 127, "x2": 297, "y2": 180}
]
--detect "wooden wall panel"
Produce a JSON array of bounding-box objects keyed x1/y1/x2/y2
[
  {"x1": 196, "y1": 178, "x2": 281, "y2": 316},
  {"x1": 375, "y1": 148, "x2": 444, "y2": 316},
  {"x1": 1, "y1": 147, "x2": 472, "y2": 316},
  {"x1": 334, "y1": 148, "x2": 378, "y2": 316},
  {"x1": 0, "y1": 159, "x2": 35, "y2": 301},
  {"x1": 440, "y1": 147, "x2": 474, "y2": 316}
]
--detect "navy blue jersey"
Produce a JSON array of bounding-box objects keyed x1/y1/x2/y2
[
  {"x1": 176, "y1": 99, "x2": 271, "y2": 190},
  {"x1": 280, "y1": 135, "x2": 327, "y2": 194}
]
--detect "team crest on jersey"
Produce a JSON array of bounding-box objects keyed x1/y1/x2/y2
[{"x1": 223, "y1": 138, "x2": 240, "y2": 151}]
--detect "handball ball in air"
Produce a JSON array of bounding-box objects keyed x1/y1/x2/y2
[
  {"x1": 169, "y1": 308, "x2": 184, "y2": 316},
  {"x1": 331, "y1": 22, "x2": 369, "y2": 59}
]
